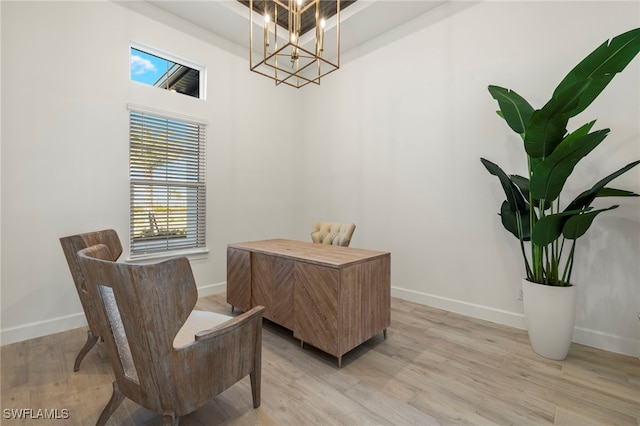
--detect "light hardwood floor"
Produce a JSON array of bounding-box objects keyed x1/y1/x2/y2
[{"x1": 2, "y1": 294, "x2": 638, "y2": 425}]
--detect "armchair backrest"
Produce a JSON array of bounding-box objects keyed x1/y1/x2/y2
[
  {"x1": 310, "y1": 221, "x2": 356, "y2": 247},
  {"x1": 77, "y1": 244, "x2": 197, "y2": 410},
  {"x1": 59, "y1": 229, "x2": 122, "y2": 338}
]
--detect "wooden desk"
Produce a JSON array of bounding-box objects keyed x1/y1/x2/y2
[{"x1": 227, "y1": 239, "x2": 390, "y2": 367}]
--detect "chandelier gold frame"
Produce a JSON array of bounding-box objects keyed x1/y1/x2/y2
[{"x1": 249, "y1": 0, "x2": 341, "y2": 88}]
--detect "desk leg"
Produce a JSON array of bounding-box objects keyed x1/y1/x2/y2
[
  {"x1": 231, "y1": 305, "x2": 235, "y2": 313},
  {"x1": 300, "y1": 340, "x2": 304, "y2": 349},
  {"x1": 338, "y1": 356, "x2": 342, "y2": 369},
  {"x1": 383, "y1": 328, "x2": 387, "y2": 339}
]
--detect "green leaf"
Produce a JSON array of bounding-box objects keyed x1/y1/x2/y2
[
  {"x1": 553, "y1": 28, "x2": 640, "y2": 117},
  {"x1": 565, "y1": 120, "x2": 596, "y2": 142},
  {"x1": 532, "y1": 210, "x2": 584, "y2": 246},
  {"x1": 488, "y1": 86, "x2": 534, "y2": 135},
  {"x1": 500, "y1": 201, "x2": 531, "y2": 241},
  {"x1": 530, "y1": 128, "x2": 610, "y2": 202},
  {"x1": 565, "y1": 160, "x2": 640, "y2": 211},
  {"x1": 563, "y1": 206, "x2": 619, "y2": 239},
  {"x1": 509, "y1": 174, "x2": 529, "y2": 198},
  {"x1": 480, "y1": 158, "x2": 529, "y2": 212},
  {"x1": 594, "y1": 188, "x2": 639, "y2": 197},
  {"x1": 510, "y1": 174, "x2": 553, "y2": 210},
  {"x1": 524, "y1": 80, "x2": 591, "y2": 159}
]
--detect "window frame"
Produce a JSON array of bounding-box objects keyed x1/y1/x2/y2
[
  {"x1": 127, "y1": 104, "x2": 208, "y2": 259},
  {"x1": 129, "y1": 42, "x2": 206, "y2": 100}
]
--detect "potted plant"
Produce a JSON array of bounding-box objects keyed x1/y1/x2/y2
[{"x1": 480, "y1": 28, "x2": 640, "y2": 360}]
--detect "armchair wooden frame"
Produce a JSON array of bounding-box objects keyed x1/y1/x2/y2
[
  {"x1": 59, "y1": 229, "x2": 123, "y2": 371},
  {"x1": 77, "y1": 244, "x2": 265, "y2": 426}
]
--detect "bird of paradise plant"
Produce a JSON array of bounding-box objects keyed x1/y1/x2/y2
[{"x1": 481, "y1": 27, "x2": 640, "y2": 286}]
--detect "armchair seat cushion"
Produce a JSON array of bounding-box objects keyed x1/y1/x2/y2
[{"x1": 174, "y1": 310, "x2": 232, "y2": 348}]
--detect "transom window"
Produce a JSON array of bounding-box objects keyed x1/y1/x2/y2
[
  {"x1": 130, "y1": 44, "x2": 203, "y2": 99},
  {"x1": 128, "y1": 107, "x2": 206, "y2": 256}
]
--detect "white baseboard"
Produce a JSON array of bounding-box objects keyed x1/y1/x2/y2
[
  {"x1": 391, "y1": 286, "x2": 640, "y2": 358},
  {"x1": 4, "y1": 283, "x2": 637, "y2": 357},
  {"x1": 572, "y1": 326, "x2": 639, "y2": 358},
  {"x1": 0, "y1": 313, "x2": 89, "y2": 346},
  {"x1": 0, "y1": 282, "x2": 228, "y2": 346},
  {"x1": 197, "y1": 281, "x2": 226, "y2": 297},
  {"x1": 391, "y1": 286, "x2": 527, "y2": 330}
]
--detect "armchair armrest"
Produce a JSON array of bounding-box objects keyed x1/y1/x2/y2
[{"x1": 185, "y1": 305, "x2": 266, "y2": 410}]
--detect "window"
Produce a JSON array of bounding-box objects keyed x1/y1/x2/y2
[
  {"x1": 130, "y1": 45, "x2": 203, "y2": 99},
  {"x1": 129, "y1": 107, "x2": 206, "y2": 256}
]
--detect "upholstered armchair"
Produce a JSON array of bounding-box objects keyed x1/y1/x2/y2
[
  {"x1": 77, "y1": 244, "x2": 265, "y2": 426},
  {"x1": 59, "y1": 229, "x2": 123, "y2": 371},
  {"x1": 310, "y1": 221, "x2": 356, "y2": 247}
]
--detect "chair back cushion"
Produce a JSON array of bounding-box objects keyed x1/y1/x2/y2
[{"x1": 310, "y1": 221, "x2": 356, "y2": 247}]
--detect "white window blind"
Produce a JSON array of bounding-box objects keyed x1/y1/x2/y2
[{"x1": 129, "y1": 110, "x2": 206, "y2": 255}]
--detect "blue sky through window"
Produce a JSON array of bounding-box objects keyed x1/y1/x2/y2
[{"x1": 130, "y1": 48, "x2": 174, "y2": 86}]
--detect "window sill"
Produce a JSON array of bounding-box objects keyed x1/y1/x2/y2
[{"x1": 126, "y1": 247, "x2": 209, "y2": 263}]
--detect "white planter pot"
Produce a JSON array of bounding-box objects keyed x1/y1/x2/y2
[{"x1": 522, "y1": 279, "x2": 577, "y2": 360}]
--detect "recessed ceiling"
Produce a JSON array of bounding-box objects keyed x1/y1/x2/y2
[
  {"x1": 145, "y1": 1, "x2": 449, "y2": 56},
  {"x1": 237, "y1": 0, "x2": 358, "y2": 37}
]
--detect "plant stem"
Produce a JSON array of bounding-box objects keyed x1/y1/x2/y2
[
  {"x1": 527, "y1": 155, "x2": 543, "y2": 283},
  {"x1": 558, "y1": 237, "x2": 566, "y2": 284},
  {"x1": 516, "y1": 212, "x2": 533, "y2": 278},
  {"x1": 562, "y1": 240, "x2": 576, "y2": 285}
]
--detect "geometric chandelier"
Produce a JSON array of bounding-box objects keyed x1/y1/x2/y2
[{"x1": 248, "y1": 0, "x2": 342, "y2": 88}]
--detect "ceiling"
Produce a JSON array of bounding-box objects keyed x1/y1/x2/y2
[
  {"x1": 145, "y1": 1, "x2": 449, "y2": 56},
  {"x1": 237, "y1": 0, "x2": 358, "y2": 37}
]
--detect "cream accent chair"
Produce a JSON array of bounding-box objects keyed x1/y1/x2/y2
[
  {"x1": 77, "y1": 244, "x2": 265, "y2": 426},
  {"x1": 310, "y1": 221, "x2": 356, "y2": 247},
  {"x1": 59, "y1": 229, "x2": 123, "y2": 371}
]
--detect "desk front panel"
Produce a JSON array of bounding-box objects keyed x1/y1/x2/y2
[
  {"x1": 251, "y1": 252, "x2": 295, "y2": 330},
  {"x1": 294, "y1": 262, "x2": 339, "y2": 356},
  {"x1": 227, "y1": 247, "x2": 251, "y2": 312}
]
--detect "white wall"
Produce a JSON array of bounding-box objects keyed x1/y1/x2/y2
[
  {"x1": 2, "y1": 1, "x2": 639, "y2": 357},
  {"x1": 300, "y1": 1, "x2": 640, "y2": 356},
  {"x1": 0, "y1": 1, "x2": 303, "y2": 344}
]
